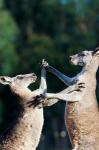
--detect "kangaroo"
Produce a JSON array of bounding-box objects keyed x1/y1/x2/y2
[
  {"x1": 42, "y1": 48, "x2": 99, "y2": 150},
  {"x1": 0, "y1": 60, "x2": 84, "y2": 150},
  {"x1": 0, "y1": 73, "x2": 44, "y2": 150}
]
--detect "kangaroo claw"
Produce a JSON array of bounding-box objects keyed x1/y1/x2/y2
[
  {"x1": 41, "y1": 59, "x2": 49, "y2": 68},
  {"x1": 67, "y1": 82, "x2": 85, "y2": 93},
  {"x1": 26, "y1": 94, "x2": 45, "y2": 108}
]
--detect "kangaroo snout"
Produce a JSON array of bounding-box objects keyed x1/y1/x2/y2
[{"x1": 69, "y1": 56, "x2": 73, "y2": 60}]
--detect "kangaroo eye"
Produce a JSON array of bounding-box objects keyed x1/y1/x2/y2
[
  {"x1": 1, "y1": 77, "x2": 6, "y2": 81},
  {"x1": 17, "y1": 76, "x2": 24, "y2": 79},
  {"x1": 80, "y1": 53, "x2": 86, "y2": 57}
]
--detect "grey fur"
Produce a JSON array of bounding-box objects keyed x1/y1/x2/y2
[{"x1": 42, "y1": 49, "x2": 99, "y2": 150}]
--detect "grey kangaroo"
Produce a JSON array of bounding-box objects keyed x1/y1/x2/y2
[
  {"x1": 42, "y1": 48, "x2": 99, "y2": 150},
  {"x1": 0, "y1": 60, "x2": 84, "y2": 150}
]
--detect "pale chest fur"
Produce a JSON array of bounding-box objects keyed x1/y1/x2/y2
[
  {"x1": 0, "y1": 108, "x2": 44, "y2": 150},
  {"x1": 65, "y1": 72, "x2": 99, "y2": 149},
  {"x1": 66, "y1": 72, "x2": 98, "y2": 120}
]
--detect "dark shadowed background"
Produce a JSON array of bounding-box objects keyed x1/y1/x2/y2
[{"x1": 0, "y1": 0, "x2": 99, "y2": 149}]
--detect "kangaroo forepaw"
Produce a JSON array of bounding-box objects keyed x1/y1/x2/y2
[
  {"x1": 76, "y1": 82, "x2": 85, "y2": 91},
  {"x1": 26, "y1": 94, "x2": 45, "y2": 108},
  {"x1": 68, "y1": 82, "x2": 85, "y2": 93},
  {"x1": 41, "y1": 59, "x2": 49, "y2": 68}
]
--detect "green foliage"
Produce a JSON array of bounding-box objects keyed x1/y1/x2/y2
[
  {"x1": 19, "y1": 34, "x2": 54, "y2": 71},
  {"x1": 0, "y1": 11, "x2": 19, "y2": 74},
  {"x1": 0, "y1": 0, "x2": 4, "y2": 8}
]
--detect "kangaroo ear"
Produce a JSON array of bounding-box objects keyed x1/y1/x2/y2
[
  {"x1": 92, "y1": 47, "x2": 99, "y2": 56},
  {"x1": 0, "y1": 76, "x2": 12, "y2": 85}
]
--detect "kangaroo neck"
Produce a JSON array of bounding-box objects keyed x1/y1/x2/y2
[{"x1": 80, "y1": 57, "x2": 99, "y2": 76}]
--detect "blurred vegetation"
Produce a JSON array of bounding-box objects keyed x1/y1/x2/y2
[
  {"x1": 0, "y1": 0, "x2": 99, "y2": 149},
  {"x1": 0, "y1": 11, "x2": 19, "y2": 74}
]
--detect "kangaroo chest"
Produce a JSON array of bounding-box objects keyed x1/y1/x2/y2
[
  {"x1": 65, "y1": 73, "x2": 99, "y2": 149},
  {"x1": 0, "y1": 108, "x2": 44, "y2": 150}
]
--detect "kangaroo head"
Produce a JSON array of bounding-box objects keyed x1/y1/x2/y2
[
  {"x1": 69, "y1": 47, "x2": 99, "y2": 66},
  {"x1": 0, "y1": 73, "x2": 37, "y2": 98}
]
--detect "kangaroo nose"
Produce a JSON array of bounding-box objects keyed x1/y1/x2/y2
[{"x1": 69, "y1": 56, "x2": 73, "y2": 59}]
